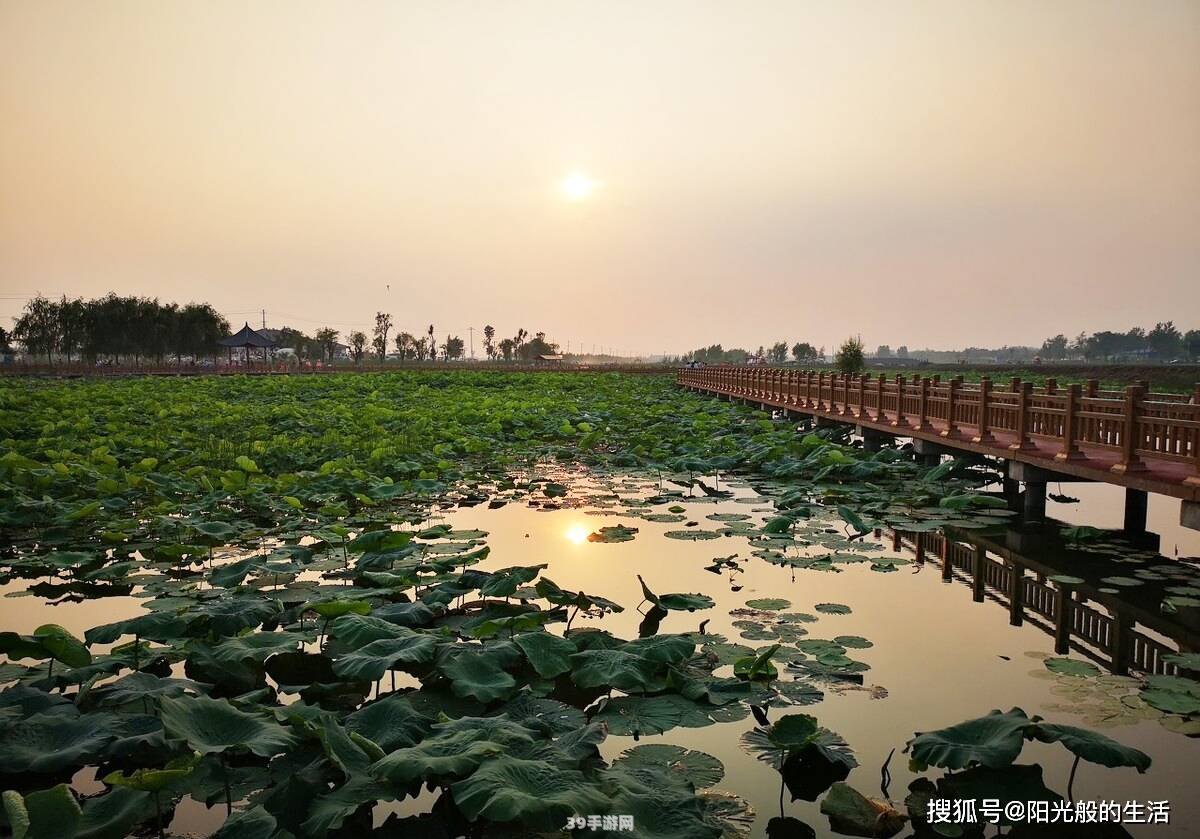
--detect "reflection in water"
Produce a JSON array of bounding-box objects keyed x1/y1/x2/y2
[
  {"x1": 565, "y1": 524, "x2": 589, "y2": 545},
  {"x1": 889, "y1": 521, "x2": 1198, "y2": 677}
]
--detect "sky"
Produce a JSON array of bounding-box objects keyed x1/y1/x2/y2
[{"x1": 2, "y1": 1, "x2": 1198, "y2": 356}]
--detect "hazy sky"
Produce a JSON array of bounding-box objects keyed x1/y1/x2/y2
[{"x1": 2, "y1": 1, "x2": 1198, "y2": 355}]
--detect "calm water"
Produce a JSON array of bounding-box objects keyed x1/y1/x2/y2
[{"x1": 3, "y1": 470, "x2": 1198, "y2": 838}]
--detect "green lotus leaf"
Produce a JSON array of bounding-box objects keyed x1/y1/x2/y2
[
  {"x1": 637, "y1": 575, "x2": 714, "y2": 612},
  {"x1": 604, "y1": 763, "x2": 722, "y2": 839},
  {"x1": 1140, "y1": 688, "x2": 1200, "y2": 715},
  {"x1": 3, "y1": 784, "x2": 81, "y2": 839},
  {"x1": 906, "y1": 708, "x2": 1036, "y2": 770},
  {"x1": 451, "y1": 755, "x2": 609, "y2": 831},
  {"x1": 593, "y1": 695, "x2": 684, "y2": 736},
  {"x1": 441, "y1": 649, "x2": 518, "y2": 703},
  {"x1": 103, "y1": 753, "x2": 200, "y2": 793},
  {"x1": 75, "y1": 787, "x2": 156, "y2": 839},
  {"x1": 664, "y1": 529, "x2": 721, "y2": 541},
  {"x1": 734, "y1": 644, "x2": 781, "y2": 681},
  {"x1": 0, "y1": 710, "x2": 120, "y2": 774},
  {"x1": 84, "y1": 611, "x2": 188, "y2": 645},
  {"x1": 813, "y1": 603, "x2": 851, "y2": 615},
  {"x1": 1043, "y1": 657, "x2": 1102, "y2": 678},
  {"x1": 211, "y1": 805, "x2": 280, "y2": 839},
  {"x1": 587, "y1": 524, "x2": 639, "y2": 543},
  {"x1": 493, "y1": 693, "x2": 586, "y2": 736},
  {"x1": 344, "y1": 695, "x2": 434, "y2": 751},
  {"x1": 31, "y1": 624, "x2": 91, "y2": 667},
  {"x1": 622, "y1": 634, "x2": 696, "y2": 665},
  {"x1": 570, "y1": 649, "x2": 656, "y2": 692},
  {"x1": 513, "y1": 631, "x2": 576, "y2": 678},
  {"x1": 332, "y1": 633, "x2": 437, "y2": 681},
  {"x1": 745, "y1": 598, "x2": 791, "y2": 611},
  {"x1": 158, "y1": 694, "x2": 297, "y2": 757},
  {"x1": 1029, "y1": 722, "x2": 1150, "y2": 772},
  {"x1": 370, "y1": 729, "x2": 506, "y2": 783},
  {"x1": 613, "y1": 744, "x2": 725, "y2": 789}
]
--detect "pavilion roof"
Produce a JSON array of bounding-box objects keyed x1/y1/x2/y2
[{"x1": 218, "y1": 323, "x2": 276, "y2": 348}]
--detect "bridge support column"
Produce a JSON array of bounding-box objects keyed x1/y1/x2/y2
[
  {"x1": 1022, "y1": 481, "x2": 1047, "y2": 526},
  {"x1": 1110, "y1": 612, "x2": 1133, "y2": 676},
  {"x1": 1182, "y1": 500, "x2": 1200, "y2": 533},
  {"x1": 971, "y1": 546, "x2": 986, "y2": 602},
  {"x1": 1123, "y1": 489, "x2": 1148, "y2": 536},
  {"x1": 860, "y1": 428, "x2": 887, "y2": 453},
  {"x1": 1053, "y1": 586, "x2": 1073, "y2": 654},
  {"x1": 1008, "y1": 561, "x2": 1025, "y2": 627}
]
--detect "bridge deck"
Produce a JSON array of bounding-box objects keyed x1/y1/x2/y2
[{"x1": 679, "y1": 366, "x2": 1200, "y2": 501}]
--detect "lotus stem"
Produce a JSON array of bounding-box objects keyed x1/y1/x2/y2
[
  {"x1": 221, "y1": 753, "x2": 232, "y2": 815},
  {"x1": 153, "y1": 790, "x2": 164, "y2": 839},
  {"x1": 778, "y1": 772, "x2": 785, "y2": 819},
  {"x1": 1067, "y1": 754, "x2": 1080, "y2": 803}
]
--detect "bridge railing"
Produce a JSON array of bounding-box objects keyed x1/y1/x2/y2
[{"x1": 678, "y1": 365, "x2": 1200, "y2": 485}]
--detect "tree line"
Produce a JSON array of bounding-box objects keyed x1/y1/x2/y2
[
  {"x1": 686, "y1": 341, "x2": 824, "y2": 365},
  {"x1": 6, "y1": 294, "x2": 229, "y2": 364},
  {"x1": 277, "y1": 315, "x2": 561, "y2": 364},
  {"x1": 1039, "y1": 323, "x2": 1200, "y2": 362}
]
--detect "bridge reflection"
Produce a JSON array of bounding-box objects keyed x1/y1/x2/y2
[{"x1": 887, "y1": 523, "x2": 1199, "y2": 676}]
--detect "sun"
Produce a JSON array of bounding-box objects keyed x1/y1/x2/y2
[
  {"x1": 565, "y1": 524, "x2": 589, "y2": 544},
  {"x1": 560, "y1": 171, "x2": 598, "y2": 201}
]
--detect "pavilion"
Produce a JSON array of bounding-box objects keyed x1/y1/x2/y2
[{"x1": 218, "y1": 323, "x2": 277, "y2": 366}]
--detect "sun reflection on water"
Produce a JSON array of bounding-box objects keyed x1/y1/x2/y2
[{"x1": 565, "y1": 524, "x2": 589, "y2": 544}]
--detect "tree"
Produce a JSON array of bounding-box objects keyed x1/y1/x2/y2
[
  {"x1": 56, "y1": 296, "x2": 87, "y2": 362},
  {"x1": 896, "y1": 345, "x2": 909, "y2": 358},
  {"x1": 0, "y1": 327, "x2": 12, "y2": 353},
  {"x1": 426, "y1": 324, "x2": 436, "y2": 360},
  {"x1": 1040, "y1": 334, "x2": 1069, "y2": 360},
  {"x1": 834, "y1": 335, "x2": 865, "y2": 374},
  {"x1": 792, "y1": 342, "x2": 817, "y2": 362},
  {"x1": 875, "y1": 345, "x2": 892, "y2": 357},
  {"x1": 767, "y1": 341, "x2": 788, "y2": 363},
  {"x1": 373, "y1": 312, "x2": 393, "y2": 360},
  {"x1": 12, "y1": 295, "x2": 59, "y2": 363},
  {"x1": 517, "y1": 331, "x2": 558, "y2": 361},
  {"x1": 1185, "y1": 329, "x2": 1200, "y2": 361},
  {"x1": 483, "y1": 324, "x2": 496, "y2": 359},
  {"x1": 348, "y1": 331, "x2": 367, "y2": 362},
  {"x1": 512, "y1": 328, "x2": 528, "y2": 359},
  {"x1": 315, "y1": 327, "x2": 339, "y2": 361},
  {"x1": 442, "y1": 335, "x2": 465, "y2": 360},
  {"x1": 498, "y1": 338, "x2": 515, "y2": 361},
  {"x1": 394, "y1": 331, "x2": 415, "y2": 361},
  {"x1": 1148, "y1": 321, "x2": 1182, "y2": 359}
]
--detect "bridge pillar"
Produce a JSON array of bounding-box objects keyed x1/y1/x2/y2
[
  {"x1": 1123, "y1": 489, "x2": 1148, "y2": 536},
  {"x1": 860, "y1": 428, "x2": 887, "y2": 453},
  {"x1": 971, "y1": 546, "x2": 986, "y2": 602},
  {"x1": 1008, "y1": 561, "x2": 1025, "y2": 626},
  {"x1": 1003, "y1": 471, "x2": 1021, "y2": 512},
  {"x1": 1022, "y1": 480, "x2": 1047, "y2": 526},
  {"x1": 1182, "y1": 500, "x2": 1200, "y2": 533},
  {"x1": 1053, "y1": 586, "x2": 1073, "y2": 654},
  {"x1": 1110, "y1": 612, "x2": 1133, "y2": 676}
]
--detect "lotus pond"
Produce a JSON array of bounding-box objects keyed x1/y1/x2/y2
[{"x1": 0, "y1": 372, "x2": 1197, "y2": 838}]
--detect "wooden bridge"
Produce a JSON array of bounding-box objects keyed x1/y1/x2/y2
[{"x1": 678, "y1": 365, "x2": 1200, "y2": 531}]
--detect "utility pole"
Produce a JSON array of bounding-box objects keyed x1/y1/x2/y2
[
  {"x1": 261, "y1": 309, "x2": 266, "y2": 329},
  {"x1": 468, "y1": 326, "x2": 475, "y2": 359}
]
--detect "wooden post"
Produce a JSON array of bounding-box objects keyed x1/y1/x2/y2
[
  {"x1": 1009, "y1": 376, "x2": 1021, "y2": 393},
  {"x1": 1055, "y1": 384, "x2": 1083, "y2": 462},
  {"x1": 1044, "y1": 377, "x2": 1057, "y2": 395},
  {"x1": 972, "y1": 546, "x2": 986, "y2": 602},
  {"x1": 1010, "y1": 380, "x2": 1034, "y2": 451},
  {"x1": 972, "y1": 376, "x2": 994, "y2": 443},
  {"x1": 940, "y1": 537, "x2": 953, "y2": 582},
  {"x1": 857, "y1": 374, "x2": 868, "y2": 419},
  {"x1": 1053, "y1": 586, "x2": 1072, "y2": 654},
  {"x1": 1085, "y1": 379, "x2": 1099, "y2": 398},
  {"x1": 913, "y1": 377, "x2": 930, "y2": 431},
  {"x1": 875, "y1": 374, "x2": 885, "y2": 422},
  {"x1": 842, "y1": 373, "x2": 854, "y2": 416},
  {"x1": 1111, "y1": 385, "x2": 1147, "y2": 474},
  {"x1": 1009, "y1": 561, "x2": 1025, "y2": 627},
  {"x1": 941, "y1": 378, "x2": 959, "y2": 439},
  {"x1": 816, "y1": 372, "x2": 825, "y2": 410},
  {"x1": 891, "y1": 375, "x2": 907, "y2": 428}
]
